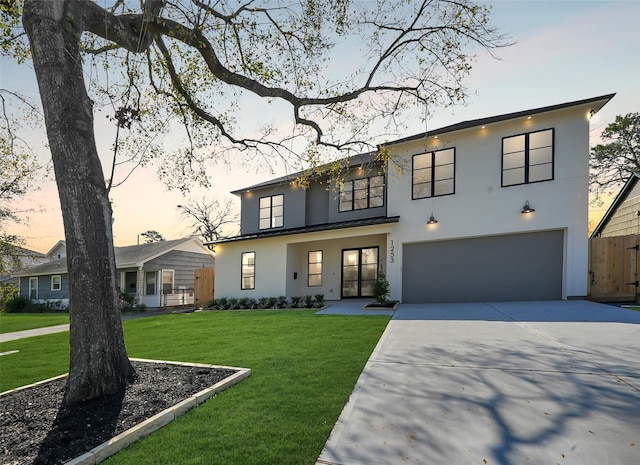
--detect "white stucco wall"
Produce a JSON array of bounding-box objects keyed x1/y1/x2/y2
[
  {"x1": 216, "y1": 102, "x2": 595, "y2": 302},
  {"x1": 384, "y1": 106, "x2": 591, "y2": 300}
]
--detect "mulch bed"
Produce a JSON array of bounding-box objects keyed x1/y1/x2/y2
[{"x1": 1, "y1": 360, "x2": 237, "y2": 465}]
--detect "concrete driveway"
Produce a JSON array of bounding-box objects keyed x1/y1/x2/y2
[{"x1": 316, "y1": 301, "x2": 640, "y2": 465}]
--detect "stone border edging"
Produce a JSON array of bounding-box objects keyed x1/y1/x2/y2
[{"x1": 1, "y1": 359, "x2": 251, "y2": 465}]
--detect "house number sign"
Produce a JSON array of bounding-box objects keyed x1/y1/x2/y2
[{"x1": 389, "y1": 240, "x2": 395, "y2": 263}]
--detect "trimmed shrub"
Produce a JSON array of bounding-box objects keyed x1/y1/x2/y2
[{"x1": 3, "y1": 295, "x2": 30, "y2": 313}]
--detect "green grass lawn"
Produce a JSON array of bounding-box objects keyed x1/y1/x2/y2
[
  {"x1": 0, "y1": 312, "x2": 69, "y2": 334},
  {"x1": 0, "y1": 309, "x2": 389, "y2": 465}
]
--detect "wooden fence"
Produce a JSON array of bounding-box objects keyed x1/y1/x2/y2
[
  {"x1": 588, "y1": 234, "x2": 639, "y2": 302},
  {"x1": 194, "y1": 268, "x2": 215, "y2": 308}
]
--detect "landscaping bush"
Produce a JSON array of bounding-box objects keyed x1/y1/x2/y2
[
  {"x1": 303, "y1": 294, "x2": 314, "y2": 308},
  {"x1": 373, "y1": 272, "x2": 390, "y2": 304},
  {"x1": 0, "y1": 283, "x2": 18, "y2": 310},
  {"x1": 2, "y1": 295, "x2": 30, "y2": 313},
  {"x1": 118, "y1": 291, "x2": 146, "y2": 313},
  {"x1": 314, "y1": 293, "x2": 325, "y2": 308},
  {"x1": 290, "y1": 296, "x2": 302, "y2": 308}
]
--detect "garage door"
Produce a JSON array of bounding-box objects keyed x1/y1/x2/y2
[{"x1": 402, "y1": 230, "x2": 563, "y2": 303}]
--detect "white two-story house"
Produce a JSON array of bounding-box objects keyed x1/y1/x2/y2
[{"x1": 213, "y1": 94, "x2": 614, "y2": 303}]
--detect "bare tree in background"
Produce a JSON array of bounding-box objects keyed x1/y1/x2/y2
[{"x1": 178, "y1": 199, "x2": 238, "y2": 244}]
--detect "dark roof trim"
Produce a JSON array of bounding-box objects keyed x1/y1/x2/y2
[
  {"x1": 391, "y1": 93, "x2": 615, "y2": 145},
  {"x1": 590, "y1": 172, "x2": 640, "y2": 238},
  {"x1": 232, "y1": 93, "x2": 615, "y2": 194},
  {"x1": 211, "y1": 216, "x2": 400, "y2": 244},
  {"x1": 231, "y1": 151, "x2": 378, "y2": 195}
]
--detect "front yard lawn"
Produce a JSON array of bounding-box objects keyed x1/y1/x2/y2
[
  {"x1": 0, "y1": 313, "x2": 69, "y2": 334},
  {"x1": 0, "y1": 309, "x2": 389, "y2": 465}
]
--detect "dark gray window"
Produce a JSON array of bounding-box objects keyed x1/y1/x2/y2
[
  {"x1": 412, "y1": 148, "x2": 455, "y2": 199},
  {"x1": 308, "y1": 250, "x2": 323, "y2": 287},
  {"x1": 502, "y1": 128, "x2": 554, "y2": 187},
  {"x1": 259, "y1": 194, "x2": 284, "y2": 230},
  {"x1": 241, "y1": 252, "x2": 255, "y2": 290},
  {"x1": 339, "y1": 175, "x2": 384, "y2": 212}
]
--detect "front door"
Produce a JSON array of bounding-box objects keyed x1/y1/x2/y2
[{"x1": 341, "y1": 247, "x2": 379, "y2": 298}]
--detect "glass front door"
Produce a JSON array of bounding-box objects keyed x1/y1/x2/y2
[{"x1": 341, "y1": 247, "x2": 379, "y2": 298}]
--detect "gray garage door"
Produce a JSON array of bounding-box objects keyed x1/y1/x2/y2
[{"x1": 402, "y1": 230, "x2": 563, "y2": 303}]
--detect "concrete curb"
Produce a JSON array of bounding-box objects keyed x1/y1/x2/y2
[{"x1": 2, "y1": 359, "x2": 251, "y2": 465}]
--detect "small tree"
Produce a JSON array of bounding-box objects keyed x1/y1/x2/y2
[
  {"x1": 590, "y1": 112, "x2": 640, "y2": 201},
  {"x1": 373, "y1": 272, "x2": 391, "y2": 305}
]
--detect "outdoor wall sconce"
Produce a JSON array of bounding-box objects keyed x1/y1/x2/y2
[
  {"x1": 427, "y1": 214, "x2": 438, "y2": 224},
  {"x1": 521, "y1": 200, "x2": 535, "y2": 214}
]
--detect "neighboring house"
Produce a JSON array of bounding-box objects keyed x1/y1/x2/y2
[
  {"x1": 1, "y1": 246, "x2": 47, "y2": 285},
  {"x1": 15, "y1": 237, "x2": 215, "y2": 307},
  {"x1": 45, "y1": 240, "x2": 67, "y2": 261},
  {"x1": 591, "y1": 173, "x2": 640, "y2": 237},
  {"x1": 213, "y1": 94, "x2": 614, "y2": 303}
]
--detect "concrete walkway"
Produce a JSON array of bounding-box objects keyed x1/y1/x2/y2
[
  {"x1": 0, "y1": 307, "x2": 193, "y2": 343},
  {"x1": 316, "y1": 300, "x2": 640, "y2": 465}
]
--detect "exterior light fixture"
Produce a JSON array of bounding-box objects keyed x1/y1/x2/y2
[
  {"x1": 427, "y1": 214, "x2": 438, "y2": 224},
  {"x1": 521, "y1": 201, "x2": 535, "y2": 214}
]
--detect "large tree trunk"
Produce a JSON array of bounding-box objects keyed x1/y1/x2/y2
[{"x1": 23, "y1": 0, "x2": 135, "y2": 405}]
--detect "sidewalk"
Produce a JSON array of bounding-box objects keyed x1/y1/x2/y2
[{"x1": 0, "y1": 307, "x2": 194, "y2": 343}]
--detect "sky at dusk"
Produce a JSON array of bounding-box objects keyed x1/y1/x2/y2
[{"x1": 1, "y1": 0, "x2": 639, "y2": 253}]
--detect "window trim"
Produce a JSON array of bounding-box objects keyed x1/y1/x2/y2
[
  {"x1": 161, "y1": 269, "x2": 174, "y2": 295},
  {"x1": 51, "y1": 275, "x2": 61, "y2": 291},
  {"x1": 501, "y1": 128, "x2": 555, "y2": 187},
  {"x1": 339, "y1": 174, "x2": 385, "y2": 212},
  {"x1": 29, "y1": 277, "x2": 38, "y2": 300},
  {"x1": 412, "y1": 147, "x2": 456, "y2": 200},
  {"x1": 145, "y1": 271, "x2": 157, "y2": 296},
  {"x1": 259, "y1": 194, "x2": 284, "y2": 230},
  {"x1": 241, "y1": 251, "x2": 256, "y2": 290},
  {"x1": 307, "y1": 250, "x2": 323, "y2": 287}
]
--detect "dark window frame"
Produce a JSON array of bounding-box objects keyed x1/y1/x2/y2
[
  {"x1": 241, "y1": 251, "x2": 256, "y2": 290},
  {"x1": 339, "y1": 175, "x2": 385, "y2": 212},
  {"x1": 259, "y1": 194, "x2": 284, "y2": 230},
  {"x1": 412, "y1": 147, "x2": 456, "y2": 200},
  {"x1": 501, "y1": 128, "x2": 555, "y2": 187},
  {"x1": 308, "y1": 250, "x2": 323, "y2": 287}
]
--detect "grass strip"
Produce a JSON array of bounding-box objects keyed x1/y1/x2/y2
[
  {"x1": 1, "y1": 309, "x2": 389, "y2": 465},
  {"x1": 0, "y1": 313, "x2": 69, "y2": 334}
]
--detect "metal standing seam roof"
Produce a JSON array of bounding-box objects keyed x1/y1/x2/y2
[
  {"x1": 211, "y1": 216, "x2": 400, "y2": 245},
  {"x1": 14, "y1": 238, "x2": 208, "y2": 276},
  {"x1": 232, "y1": 93, "x2": 615, "y2": 194}
]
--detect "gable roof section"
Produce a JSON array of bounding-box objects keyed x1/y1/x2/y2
[
  {"x1": 591, "y1": 173, "x2": 640, "y2": 238},
  {"x1": 232, "y1": 93, "x2": 615, "y2": 194},
  {"x1": 14, "y1": 237, "x2": 212, "y2": 276},
  {"x1": 45, "y1": 240, "x2": 66, "y2": 258}
]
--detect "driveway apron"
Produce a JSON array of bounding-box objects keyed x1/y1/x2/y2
[{"x1": 316, "y1": 300, "x2": 640, "y2": 465}]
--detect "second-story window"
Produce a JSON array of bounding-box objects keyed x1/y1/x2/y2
[
  {"x1": 339, "y1": 175, "x2": 385, "y2": 212},
  {"x1": 259, "y1": 194, "x2": 284, "y2": 230},
  {"x1": 412, "y1": 148, "x2": 455, "y2": 199},
  {"x1": 502, "y1": 128, "x2": 554, "y2": 187}
]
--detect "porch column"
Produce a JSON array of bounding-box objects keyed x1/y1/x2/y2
[{"x1": 136, "y1": 267, "x2": 144, "y2": 305}]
